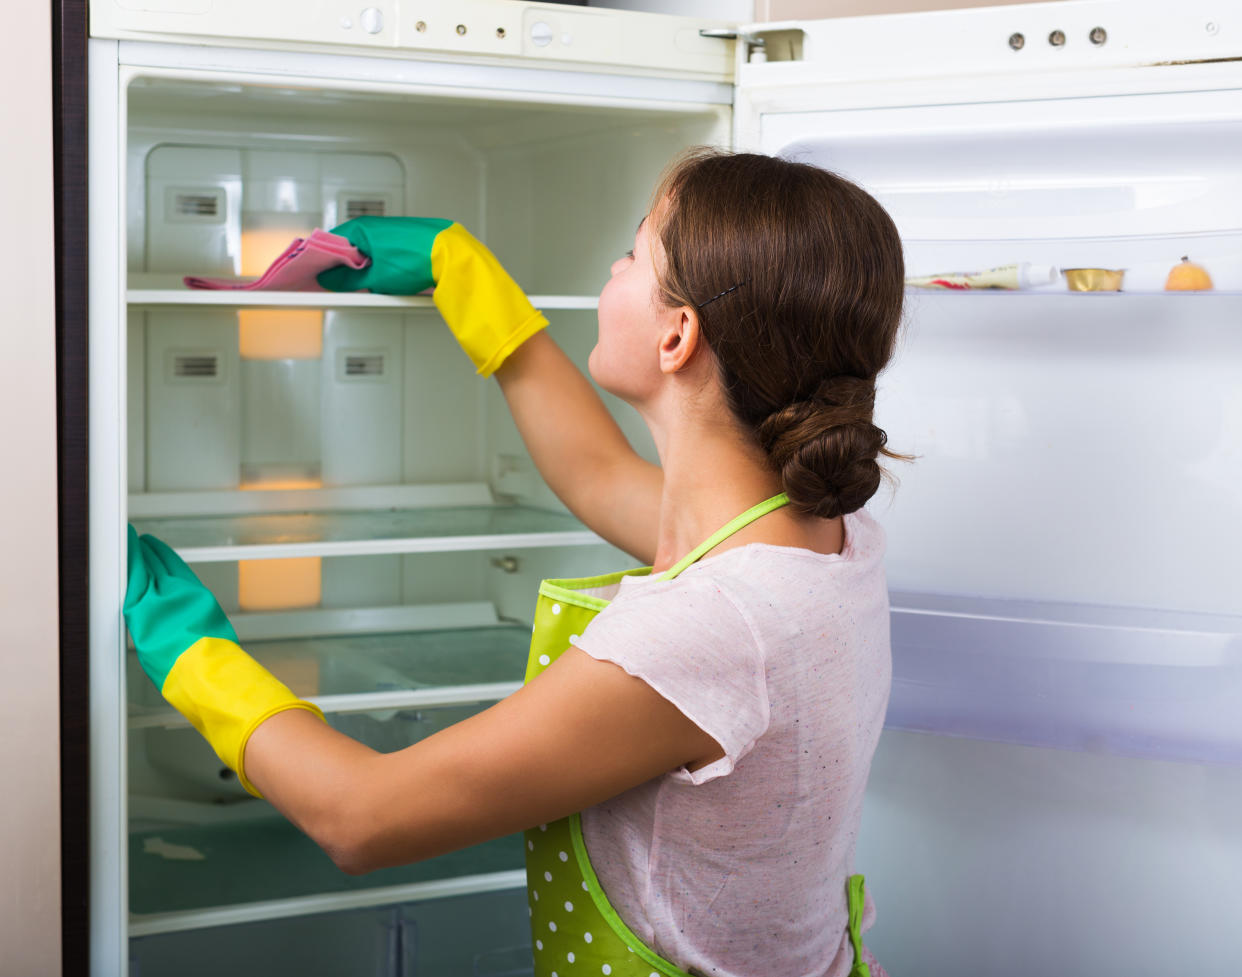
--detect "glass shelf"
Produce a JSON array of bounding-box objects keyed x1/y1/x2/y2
[
  {"x1": 127, "y1": 274, "x2": 600, "y2": 310},
  {"x1": 254, "y1": 624, "x2": 529, "y2": 693},
  {"x1": 129, "y1": 817, "x2": 525, "y2": 917},
  {"x1": 129, "y1": 624, "x2": 530, "y2": 728},
  {"x1": 886, "y1": 592, "x2": 1242, "y2": 765},
  {"x1": 129, "y1": 887, "x2": 533, "y2": 974},
  {"x1": 130, "y1": 504, "x2": 600, "y2": 562}
]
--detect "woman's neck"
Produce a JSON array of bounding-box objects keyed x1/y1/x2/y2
[{"x1": 649, "y1": 421, "x2": 786, "y2": 572}]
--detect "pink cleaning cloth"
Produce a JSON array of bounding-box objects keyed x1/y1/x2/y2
[{"x1": 183, "y1": 229, "x2": 370, "y2": 291}]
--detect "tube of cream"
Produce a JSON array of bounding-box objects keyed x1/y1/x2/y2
[{"x1": 906, "y1": 262, "x2": 1058, "y2": 290}]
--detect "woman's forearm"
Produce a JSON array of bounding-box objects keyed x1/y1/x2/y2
[{"x1": 494, "y1": 332, "x2": 661, "y2": 561}]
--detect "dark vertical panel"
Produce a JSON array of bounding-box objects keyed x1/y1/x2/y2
[{"x1": 53, "y1": 0, "x2": 90, "y2": 973}]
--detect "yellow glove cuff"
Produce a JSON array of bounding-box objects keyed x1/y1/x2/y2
[
  {"x1": 430, "y1": 222, "x2": 549, "y2": 376},
  {"x1": 162, "y1": 636, "x2": 326, "y2": 797}
]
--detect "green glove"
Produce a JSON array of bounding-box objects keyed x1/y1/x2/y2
[
  {"x1": 124, "y1": 526, "x2": 324, "y2": 797},
  {"x1": 317, "y1": 216, "x2": 548, "y2": 376}
]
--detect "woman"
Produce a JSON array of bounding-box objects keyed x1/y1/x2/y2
[{"x1": 126, "y1": 149, "x2": 905, "y2": 977}]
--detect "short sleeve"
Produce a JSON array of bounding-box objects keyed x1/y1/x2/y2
[{"x1": 569, "y1": 576, "x2": 770, "y2": 784}]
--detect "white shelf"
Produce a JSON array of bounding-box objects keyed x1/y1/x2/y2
[
  {"x1": 130, "y1": 504, "x2": 600, "y2": 562},
  {"x1": 886, "y1": 592, "x2": 1242, "y2": 765},
  {"x1": 126, "y1": 274, "x2": 599, "y2": 310},
  {"x1": 129, "y1": 482, "x2": 602, "y2": 562}
]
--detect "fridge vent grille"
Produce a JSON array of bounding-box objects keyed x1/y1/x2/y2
[
  {"x1": 173, "y1": 354, "x2": 220, "y2": 379},
  {"x1": 174, "y1": 193, "x2": 221, "y2": 218},
  {"x1": 344, "y1": 354, "x2": 384, "y2": 377},
  {"x1": 345, "y1": 198, "x2": 387, "y2": 219}
]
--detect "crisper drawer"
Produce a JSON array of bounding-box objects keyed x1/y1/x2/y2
[{"x1": 129, "y1": 887, "x2": 533, "y2": 977}]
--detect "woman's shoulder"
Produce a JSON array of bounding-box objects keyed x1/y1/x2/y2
[{"x1": 700, "y1": 507, "x2": 886, "y2": 577}]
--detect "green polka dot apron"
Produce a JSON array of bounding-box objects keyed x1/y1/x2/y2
[{"x1": 522, "y1": 493, "x2": 873, "y2": 977}]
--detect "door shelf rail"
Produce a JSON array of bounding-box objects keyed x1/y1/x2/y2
[{"x1": 886, "y1": 591, "x2": 1242, "y2": 765}]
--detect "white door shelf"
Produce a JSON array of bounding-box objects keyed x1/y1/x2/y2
[
  {"x1": 128, "y1": 817, "x2": 525, "y2": 934},
  {"x1": 128, "y1": 618, "x2": 530, "y2": 730},
  {"x1": 130, "y1": 504, "x2": 600, "y2": 562},
  {"x1": 885, "y1": 592, "x2": 1242, "y2": 765},
  {"x1": 127, "y1": 274, "x2": 600, "y2": 311}
]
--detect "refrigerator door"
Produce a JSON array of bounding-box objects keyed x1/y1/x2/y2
[
  {"x1": 732, "y1": 3, "x2": 1242, "y2": 974},
  {"x1": 733, "y1": 0, "x2": 1242, "y2": 761}
]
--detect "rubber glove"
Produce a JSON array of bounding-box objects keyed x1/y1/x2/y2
[
  {"x1": 124, "y1": 526, "x2": 324, "y2": 796},
  {"x1": 316, "y1": 216, "x2": 548, "y2": 377}
]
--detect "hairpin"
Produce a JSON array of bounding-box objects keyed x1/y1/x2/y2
[{"x1": 696, "y1": 280, "x2": 748, "y2": 309}]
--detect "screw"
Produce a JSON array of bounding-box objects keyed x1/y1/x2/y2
[
  {"x1": 1048, "y1": 29, "x2": 1066, "y2": 47},
  {"x1": 496, "y1": 27, "x2": 506, "y2": 39},
  {"x1": 1009, "y1": 32, "x2": 1025, "y2": 51},
  {"x1": 1205, "y1": 21, "x2": 1219, "y2": 35},
  {"x1": 490, "y1": 556, "x2": 521, "y2": 574},
  {"x1": 1089, "y1": 26, "x2": 1107, "y2": 45},
  {"x1": 415, "y1": 20, "x2": 426, "y2": 32},
  {"x1": 456, "y1": 24, "x2": 467, "y2": 35}
]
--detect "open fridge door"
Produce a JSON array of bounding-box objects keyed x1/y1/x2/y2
[{"x1": 731, "y1": 2, "x2": 1242, "y2": 973}]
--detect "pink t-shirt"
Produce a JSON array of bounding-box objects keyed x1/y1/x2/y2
[{"x1": 571, "y1": 508, "x2": 891, "y2": 977}]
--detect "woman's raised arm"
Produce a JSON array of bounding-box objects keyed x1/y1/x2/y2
[{"x1": 494, "y1": 331, "x2": 662, "y2": 564}]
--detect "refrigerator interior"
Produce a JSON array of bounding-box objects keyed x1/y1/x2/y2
[{"x1": 120, "y1": 70, "x2": 728, "y2": 972}]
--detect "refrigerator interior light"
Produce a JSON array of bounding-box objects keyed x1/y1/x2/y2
[
  {"x1": 238, "y1": 309, "x2": 324, "y2": 360},
  {"x1": 238, "y1": 557, "x2": 323, "y2": 613}
]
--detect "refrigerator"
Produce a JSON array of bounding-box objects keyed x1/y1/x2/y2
[{"x1": 69, "y1": 0, "x2": 1242, "y2": 974}]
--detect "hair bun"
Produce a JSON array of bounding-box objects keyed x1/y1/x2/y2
[{"x1": 756, "y1": 377, "x2": 887, "y2": 519}]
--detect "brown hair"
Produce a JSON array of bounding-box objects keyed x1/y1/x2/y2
[{"x1": 651, "y1": 149, "x2": 908, "y2": 519}]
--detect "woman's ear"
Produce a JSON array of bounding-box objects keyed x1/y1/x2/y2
[{"x1": 657, "y1": 306, "x2": 702, "y2": 375}]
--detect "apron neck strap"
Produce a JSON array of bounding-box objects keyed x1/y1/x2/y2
[{"x1": 655, "y1": 492, "x2": 790, "y2": 582}]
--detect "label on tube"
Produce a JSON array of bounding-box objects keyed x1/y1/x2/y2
[{"x1": 907, "y1": 263, "x2": 1058, "y2": 290}]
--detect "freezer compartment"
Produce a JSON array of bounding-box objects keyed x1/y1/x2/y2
[
  {"x1": 129, "y1": 875, "x2": 532, "y2": 976},
  {"x1": 887, "y1": 592, "x2": 1242, "y2": 764}
]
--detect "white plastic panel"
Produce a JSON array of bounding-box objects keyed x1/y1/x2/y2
[
  {"x1": 871, "y1": 294, "x2": 1242, "y2": 616},
  {"x1": 767, "y1": 89, "x2": 1242, "y2": 254},
  {"x1": 240, "y1": 358, "x2": 321, "y2": 483},
  {"x1": 857, "y1": 731, "x2": 1242, "y2": 977},
  {"x1": 321, "y1": 312, "x2": 404, "y2": 486},
  {"x1": 145, "y1": 145, "x2": 240, "y2": 274},
  {"x1": 144, "y1": 310, "x2": 240, "y2": 491}
]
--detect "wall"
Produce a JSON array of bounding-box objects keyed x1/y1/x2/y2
[{"x1": 0, "y1": 0, "x2": 63, "y2": 973}]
